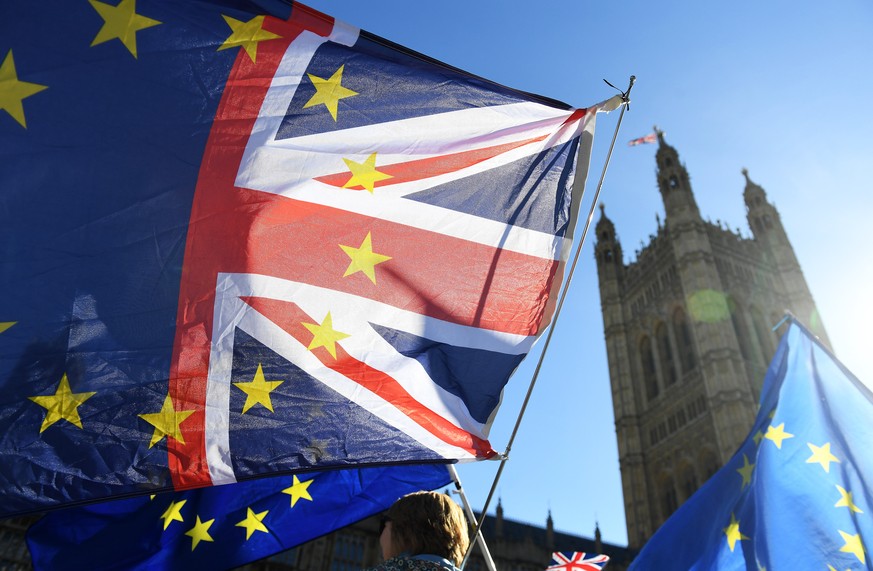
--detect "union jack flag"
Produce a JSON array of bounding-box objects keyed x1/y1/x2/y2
[
  {"x1": 166, "y1": 5, "x2": 622, "y2": 490},
  {"x1": 627, "y1": 132, "x2": 656, "y2": 146},
  {"x1": 0, "y1": 0, "x2": 619, "y2": 515},
  {"x1": 547, "y1": 552, "x2": 610, "y2": 571}
]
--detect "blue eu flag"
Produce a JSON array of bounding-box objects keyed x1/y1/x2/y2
[
  {"x1": 27, "y1": 463, "x2": 452, "y2": 570},
  {"x1": 630, "y1": 319, "x2": 872, "y2": 570}
]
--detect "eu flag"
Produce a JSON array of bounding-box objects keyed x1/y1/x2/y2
[
  {"x1": 27, "y1": 464, "x2": 452, "y2": 570},
  {"x1": 1, "y1": 0, "x2": 619, "y2": 517},
  {"x1": 630, "y1": 319, "x2": 873, "y2": 570}
]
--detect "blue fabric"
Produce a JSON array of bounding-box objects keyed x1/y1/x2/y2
[
  {"x1": 0, "y1": 0, "x2": 240, "y2": 516},
  {"x1": 630, "y1": 320, "x2": 873, "y2": 570},
  {"x1": 0, "y1": 0, "x2": 583, "y2": 519},
  {"x1": 27, "y1": 464, "x2": 452, "y2": 571}
]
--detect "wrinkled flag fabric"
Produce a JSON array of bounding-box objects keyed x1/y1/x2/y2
[
  {"x1": 630, "y1": 319, "x2": 873, "y2": 570},
  {"x1": 27, "y1": 464, "x2": 451, "y2": 570},
  {"x1": 0, "y1": 0, "x2": 618, "y2": 516}
]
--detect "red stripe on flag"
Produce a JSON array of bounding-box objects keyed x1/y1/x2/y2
[
  {"x1": 240, "y1": 296, "x2": 497, "y2": 458},
  {"x1": 315, "y1": 134, "x2": 549, "y2": 190},
  {"x1": 239, "y1": 194, "x2": 560, "y2": 336},
  {"x1": 168, "y1": 3, "x2": 564, "y2": 490},
  {"x1": 167, "y1": 6, "x2": 335, "y2": 490}
]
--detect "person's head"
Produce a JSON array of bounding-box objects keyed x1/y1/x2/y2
[{"x1": 379, "y1": 491, "x2": 470, "y2": 566}]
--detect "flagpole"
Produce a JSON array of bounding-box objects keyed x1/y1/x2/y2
[
  {"x1": 448, "y1": 464, "x2": 498, "y2": 571},
  {"x1": 460, "y1": 76, "x2": 635, "y2": 570}
]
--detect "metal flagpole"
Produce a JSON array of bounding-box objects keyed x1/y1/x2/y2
[
  {"x1": 459, "y1": 76, "x2": 635, "y2": 570},
  {"x1": 448, "y1": 464, "x2": 498, "y2": 571}
]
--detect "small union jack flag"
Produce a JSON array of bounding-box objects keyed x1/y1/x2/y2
[
  {"x1": 547, "y1": 552, "x2": 610, "y2": 571},
  {"x1": 627, "y1": 132, "x2": 656, "y2": 146}
]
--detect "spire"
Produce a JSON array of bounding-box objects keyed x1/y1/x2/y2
[
  {"x1": 495, "y1": 497, "x2": 504, "y2": 538},
  {"x1": 595, "y1": 204, "x2": 622, "y2": 271},
  {"x1": 742, "y1": 167, "x2": 768, "y2": 207},
  {"x1": 594, "y1": 521, "x2": 603, "y2": 553},
  {"x1": 595, "y1": 204, "x2": 616, "y2": 239},
  {"x1": 654, "y1": 129, "x2": 701, "y2": 222},
  {"x1": 546, "y1": 509, "x2": 555, "y2": 548},
  {"x1": 743, "y1": 168, "x2": 781, "y2": 241}
]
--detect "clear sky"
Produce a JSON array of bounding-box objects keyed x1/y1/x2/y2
[{"x1": 303, "y1": 0, "x2": 873, "y2": 548}]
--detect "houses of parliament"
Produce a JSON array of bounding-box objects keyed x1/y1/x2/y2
[
  {"x1": 594, "y1": 129, "x2": 828, "y2": 549},
  {"x1": 0, "y1": 130, "x2": 826, "y2": 568}
]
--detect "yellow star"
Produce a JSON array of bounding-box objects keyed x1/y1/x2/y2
[
  {"x1": 838, "y1": 530, "x2": 866, "y2": 564},
  {"x1": 828, "y1": 565, "x2": 851, "y2": 571},
  {"x1": 89, "y1": 0, "x2": 161, "y2": 58},
  {"x1": 835, "y1": 485, "x2": 863, "y2": 514},
  {"x1": 0, "y1": 321, "x2": 15, "y2": 333},
  {"x1": 723, "y1": 513, "x2": 749, "y2": 552},
  {"x1": 218, "y1": 15, "x2": 281, "y2": 63},
  {"x1": 302, "y1": 312, "x2": 350, "y2": 359},
  {"x1": 0, "y1": 51, "x2": 47, "y2": 129},
  {"x1": 806, "y1": 442, "x2": 840, "y2": 473},
  {"x1": 303, "y1": 65, "x2": 358, "y2": 121},
  {"x1": 236, "y1": 507, "x2": 269, "y2": 540},
  {"x1": 138, "y1": 394, "x2": 195, "y2": 448},
  {"x1": 736, "y1": 454, "x2": 755, "y2": 489},
  {"x1": 339, "y1": 232, "x2": 392, "y2": 284},
  {"x1": 764, "y1": 423, "x2": 793, "y2": 449},
  {"x1": 282, "y1": 475, "x2": 314, "y2": 507},
  {"x1": 752, "y1": 430, "x2": 764, "y2": 445},
  {"x1": 160, "y1": 499, "x2": 187, "y2": 530},
  {"x1": 342, "y1": 153, "x2": 393, "y2": 194},
  {"x1": 28, "y1": 373, "x2": 96, "y2": 433},
  {"x1": 185, "y1": 515, "x2": 215, "y2": 550},
  {"x1": 234, "y1": 364, "x2": 283, "y2": 413}
]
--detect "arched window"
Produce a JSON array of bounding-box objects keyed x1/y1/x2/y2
[
  {"x1": 750, "y1": 307, "x2": 774, "y2": 365},
  {"x1": 729, "y1": 298, "x2": 753, "y2": 362},
  {"x1": 681, "y1": 469, "x2": 698, "y2": 501},
  {"x1": 663, "y1": 480, "x2": 678, "y2": 519},
  {"x1": 700, "y1": 450, "x2": 720, "y2": 481},
  {"x1": 640, "y1": 336, "x2": 659, "y2": 400},
  {"x1": 655, "y1": 322, "x2": 677, "y2": 386},
  {"x1": 673, "y1": 309, "x2": 696, "y2": 373},
  {"x1": 603, "y1": 249, "x2": 613, "y2": 263},
  {"x1": 669, "y1": 175, "x2": 679, "y2": 189}
]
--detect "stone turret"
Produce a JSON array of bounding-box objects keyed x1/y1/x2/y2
[{"x1": 743, "y1": 169, "x2": 830, "y2": 344}]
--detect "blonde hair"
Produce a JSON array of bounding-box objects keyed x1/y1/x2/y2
[{"x1": 386, "y1": 491, "x2": 470, "y2": 565}]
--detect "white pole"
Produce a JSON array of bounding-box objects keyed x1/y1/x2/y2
[{"x1": 448, "y1": 464, "x2": 498, "y2": 571}]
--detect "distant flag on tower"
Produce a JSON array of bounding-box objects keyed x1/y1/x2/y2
[
  {"x1": 547, "y1": 551, "x2": 610, "y2": 571},
  {"x1": 629, "y1": 317, "x2": 873, "y2": 570},
  {"x1": 627, "y1": 133, "x2": 656, "y2": 146}
]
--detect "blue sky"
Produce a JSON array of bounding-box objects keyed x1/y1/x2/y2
[{"x1": 303, "y1": 0, "x2": 873, "y2": 547}]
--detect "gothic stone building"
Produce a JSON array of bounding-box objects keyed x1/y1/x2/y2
[{"x1": 594, "y1": 131, "x2": 829, "y2": 548}]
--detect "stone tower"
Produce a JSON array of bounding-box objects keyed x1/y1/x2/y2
[{"x1": 594, "y1": 130, "x2": 829, "y2": 548}]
